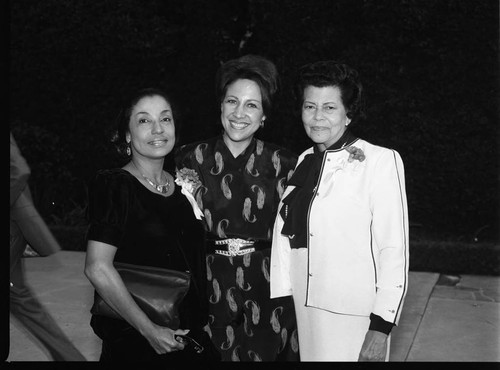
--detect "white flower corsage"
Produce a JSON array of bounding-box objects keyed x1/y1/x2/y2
[{"x1": 175, "y1": 168, "x2": 204, "y2": 220}]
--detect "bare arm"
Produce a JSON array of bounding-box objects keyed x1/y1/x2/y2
[
  {"x1": 84, "y1": 240, "x2": 188, "y2": 354},
  {"x1": 10, "y1": 133, "x2": 30, "y2": 207}
]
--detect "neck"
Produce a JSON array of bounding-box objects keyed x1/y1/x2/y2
[
  {"x1": 316, "y1": 128, "x2": 354, "y2": 153},
  {"x1": 131, "y1": 158, "x2": 165, "y2": 183},
  {"x1": 223, "y1": 133, "x2": 252, "y2": 158}
]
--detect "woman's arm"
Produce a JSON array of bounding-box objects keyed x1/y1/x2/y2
[
  {"x1": 84, "y1": 240, "x2": 188, "y2": 354},
  {"x1": 370, "y1": 149, "x2": 409, "y2": 323},
  {"x1": 360, "y1": 149, "x2": 409, "y2": 361},
  {"x1": 10, "y1": 133, "x2": 30, "y2": 207}
]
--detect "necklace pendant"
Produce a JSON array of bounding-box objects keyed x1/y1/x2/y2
[
  {"x1": 157, "y1": 184, "x2": 167, "y2": 194},
  {"x1": 143, "y1": 175, "x2": 169, "y2": 194}
]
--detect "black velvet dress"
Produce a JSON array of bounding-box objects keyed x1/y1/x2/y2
[
  {"x1": 175, "y1": 136, "x2": 300, "y2": 361},
  {"x1": 86, "y1": 168, "x2": 216, "y2": 362}
]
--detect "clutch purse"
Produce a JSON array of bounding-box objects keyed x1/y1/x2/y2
[{"x1": 90, "y1": 262, "x2": 191, "y2": 329}]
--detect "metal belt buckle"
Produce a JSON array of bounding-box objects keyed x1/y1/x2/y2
[{"x1": 215, "y1": 238, "x2": 255, "y2": 257}]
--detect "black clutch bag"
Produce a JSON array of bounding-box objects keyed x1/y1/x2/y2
[{"x1": 90, "y1": 262, "x2": 191, "y2": 329}]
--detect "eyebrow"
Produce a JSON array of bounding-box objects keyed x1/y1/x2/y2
[
  {"x1": 303, "y1": 101, "x2": 337, "y2": 105},
  {"x1": 226, "y1": 95, "x2": 262, "y2": 103},
  {"x1": 135, "y1": 109, "x2": 172, "y2": 116}
]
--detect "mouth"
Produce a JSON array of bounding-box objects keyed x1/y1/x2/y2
[
  {"x1": 228, "y1": 120, "x2": 250, "y2": 130},
  {"x1": 311, "y1": 126, "x2": 329, "y2": 132},
  {"x1": 148, "y1": 139, "x2": 169, "y2": 146}
]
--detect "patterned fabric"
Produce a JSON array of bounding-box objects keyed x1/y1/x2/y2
[{"x1": 175, "y1": 135, "x2": 300, "y2": 361}]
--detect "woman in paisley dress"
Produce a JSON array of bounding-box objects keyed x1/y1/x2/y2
[{"x1": 175, "y1": 55, "x2": 300, "y2": 361}]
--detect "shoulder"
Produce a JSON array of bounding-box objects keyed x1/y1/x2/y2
[
  {"x1": 356, "y1": 139, "x2": 402, "y2": 159},
  {"x1": 87, "y1": 169, "x2": 139, "y2": 211},
  {"x1": 89, "y1": 168, "x2": 134, "y2": 189},
  {"x1": 355, "y1": 139, "x2": 405, "y2": 170},
  {"x1": 92, "y1": 168, "x2": 130, "y2": 180},
  {"x1": 176, "y1": 137, "x2": 218, "y2": 154},
  {"x1": 175, "y1": 137, "x2": 219, "y2": 164},
  {"x1": 260, "y1": 140, "x2": 298, "y2": 161}
]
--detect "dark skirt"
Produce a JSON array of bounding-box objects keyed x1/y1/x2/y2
[{"x1": 205, "y1": 248, "x2": 300, "y2": 361}]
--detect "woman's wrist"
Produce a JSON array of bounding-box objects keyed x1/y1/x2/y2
[{"x1": 369, "y1": 313, "x2": 394, "y2": 335}]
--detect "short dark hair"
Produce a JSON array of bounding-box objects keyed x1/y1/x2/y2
[
  {"x1": 215, "y1": 54, "x2": 279, "y2": 115},
  {"x1": 111, "y1": 87, "x2": 179, "y2": 157},
  {"x1": 294, "y1": 61, "x2": 364, "y2": 124}
]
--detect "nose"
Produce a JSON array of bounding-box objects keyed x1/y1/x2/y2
[
  {"x1": 313, "y1": 107, "x2": 323, "y2": 121},
  {"x1": 234, "y1": 103, "x2": 245, "y2": 118},
  {"x1": 151, "y1": 119, "x2": 164, "y2": 134}
]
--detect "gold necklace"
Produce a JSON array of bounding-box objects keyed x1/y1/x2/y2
[
  {"x1": 142, "y1": 175, "x2": 170, "y2": 194},
  {"x1": 132, "y1": 162, "x2": 170, "y2": 194}
]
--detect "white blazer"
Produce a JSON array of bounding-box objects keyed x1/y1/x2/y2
[{"x1": 270, "y1": 139, "x2": 409, "y2": 324}]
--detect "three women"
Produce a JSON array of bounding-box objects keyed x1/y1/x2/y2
[{"x1": 85, "y1": 57, "x2": 408, "y2": 362}]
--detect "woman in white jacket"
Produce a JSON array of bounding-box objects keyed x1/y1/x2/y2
[{"x1": 270, "y1": 61, "x2": 409, "y2": 361}]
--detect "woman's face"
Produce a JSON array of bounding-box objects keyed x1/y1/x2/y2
[
  {"x1": 220, "y1": 78, "x2": 265, "y2": 148},
  {"x1": 301, "y1": 85, "x2": 351, "y2": 152},
  {"x1": 126, "y1": 95, "x2": 175, "y2": 159}
]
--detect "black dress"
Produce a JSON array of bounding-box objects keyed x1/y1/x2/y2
[
  {"x1": 175, "y1": 136, "x2": 300, "y2": 361},
  {"x1": 86, "y1": 168, "x2": 216, "y2": 362}
]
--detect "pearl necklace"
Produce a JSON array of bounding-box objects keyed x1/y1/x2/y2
[{"x1": 132, "y1": 162, "x2": 170, "y2": 194}]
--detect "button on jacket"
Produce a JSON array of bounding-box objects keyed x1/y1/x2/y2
[{"x1": 270, "y1": 139, "x2": 409, "y2": 325}]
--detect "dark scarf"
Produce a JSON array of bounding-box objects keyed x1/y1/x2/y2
[{"x1": 280, "y1": 129, "x2": 358, "y2": 248}]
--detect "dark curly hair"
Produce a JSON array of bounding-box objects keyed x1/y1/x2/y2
[
  {"x1": 215, "y1": 54, "x2": 279, "y2": 116},
  {"x1": 110, "y1": 87, "x2": 179, "y2": 158},
  {"x1": 294, "y1": 61, "x2": 365, "y2": 124}
]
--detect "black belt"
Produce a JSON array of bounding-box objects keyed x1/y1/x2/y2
[{"x1": 206, "y1": 238, "x2": 271, "y2": 256}]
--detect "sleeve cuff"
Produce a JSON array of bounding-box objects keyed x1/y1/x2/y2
[{"x1": 369, "y1": 313, "x2": 395, "y2": 335}]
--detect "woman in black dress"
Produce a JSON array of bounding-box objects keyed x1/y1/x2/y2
[
  {"x1": 175, "y1": 55, "x2": 300, "y2": 361},
  {"x1": 85, "y1": 88, "x2": 219, "y2": 362}
]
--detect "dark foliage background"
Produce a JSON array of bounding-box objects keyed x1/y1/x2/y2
[{"x1": 10, "y1": 0, "x2": 499, "y2": 243}]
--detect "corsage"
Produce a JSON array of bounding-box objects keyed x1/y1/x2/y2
[
  {"x1": 175, "y1": 168, "x2": 204, "y2": 220},
  {"x1": 345, "y1": 146, "x2": 366, "y2": 162}
]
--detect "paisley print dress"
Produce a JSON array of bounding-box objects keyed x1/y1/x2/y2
[{"x1": 175, "y1": 135, "x2": 300, "y2": 361}]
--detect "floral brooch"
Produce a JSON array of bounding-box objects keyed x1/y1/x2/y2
[{"x1": 345, "y1": 146, "x2": 366, "y2": 163}]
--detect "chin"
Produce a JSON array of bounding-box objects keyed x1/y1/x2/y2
[
  {"x1": 308, "y1": 135, "x2": 326, "y2": 144},
  {"x1": 226, "y1": 131, "x2": 253, "y2": 143}
]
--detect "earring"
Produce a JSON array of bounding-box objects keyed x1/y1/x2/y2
[
  {"x1": 260, "y1": 120, "x2": 265, "y2": 128},
  {"x1": 126, "y1": 144, "x2": 131, "y2": 156}
]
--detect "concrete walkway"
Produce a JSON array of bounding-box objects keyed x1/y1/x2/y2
[{"x1": 6, "y1": 251, "x2": 500, "y2": 362}]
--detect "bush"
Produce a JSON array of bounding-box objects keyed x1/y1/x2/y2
[
  {"x1": 409, "y1": 240, "x2": 500, "y2": 276},
  {"x1": 53, "y1": 222, "x2": 500, "y2": 276}
]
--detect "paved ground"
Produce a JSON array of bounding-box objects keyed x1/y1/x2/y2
[{"x1": 5, "y1": 251, "x2": 500, "y2": 362}]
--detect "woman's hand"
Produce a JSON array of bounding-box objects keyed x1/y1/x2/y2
[
  {"x1": 358, "y1": 330, "x2": 388, "y2": 361},
  {"x1": 145, "y1": 326, "x2": 191, "y2": 355}
]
